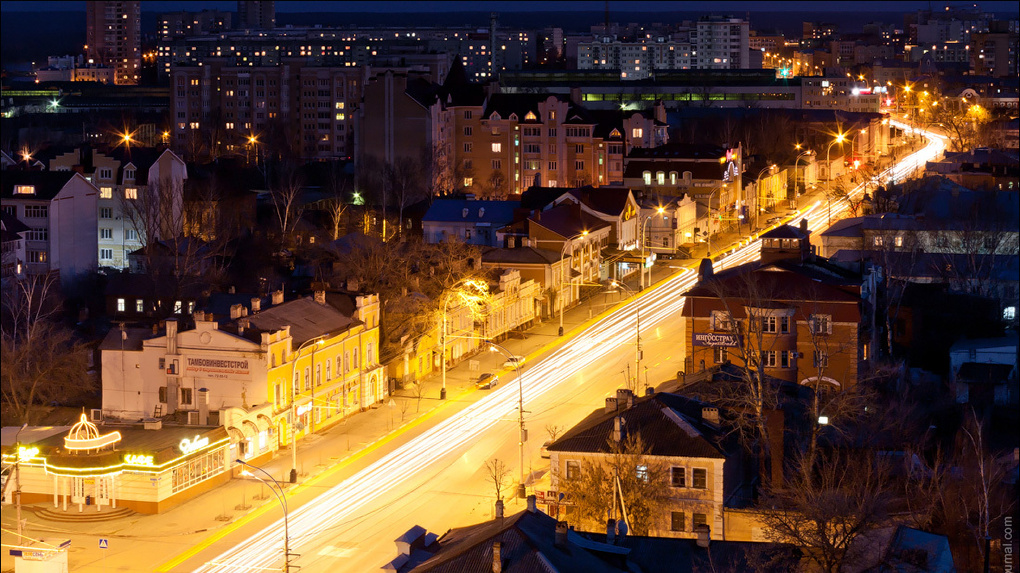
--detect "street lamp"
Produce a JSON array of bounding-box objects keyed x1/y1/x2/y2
[
  {"x1": 794, "y1": 147, "x2": 813, "y2": 208},
  {"x1": 825, "y1": 132, "x2": 847, "y2": 227},
  {"x1": 487, "y1": 342, "x2": 527, "y2": 499},
  {"x1": 440, "y1": 279, "x2": 489, "y2": 400},
  {"x1": 248, "y1": 135, "x2": 259, "y2": 166},
  {"x1": 753, "y1": 165, "x2": 776, "y2": 231},
  {"x1": 608, "y1": 280, "x2": 645, "y2": 395},
  {"x1": 639, "y1": 206, "x2": 665, "y2": 290},
  {"x1": 533, "y1": 231, "x2": 590, "y2": 336},
  {"x1": 236, "y1": 460, "x2": 293, "y2": 572},
  {"x1": 289, "y1": 336, "x2": 324, "y2": 483}
]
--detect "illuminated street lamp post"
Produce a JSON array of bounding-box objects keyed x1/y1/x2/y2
[
  {"x1": 289, "y1": 336, "x2": 324, "y2": 483},
  {"x1": 534, "y1": 231, "x2": 589, "y2": 336},
  {"x1": 639, "y1": 207, "x2": 665, "y2": 290},
  {"x1": 487, "y1": 342, "x2": 527, "y2": 499},
  {"x1": 609, "y1": 280, "x2": 644, "y2": 394},
  {"x1": 14, "y1": 423, "x2": 27, "y2": 543},
  {"x1": 753, "y1": 165, "x2": 776, "y2": 231},
  {"x1": 440, "y1": 279, "x2": 488, "y2": 400},
  {"x1": 825, "y1": 133, "x2": 847, "y2": 227},
  {"x1": 236, "y1": 460, "x2": 293, "y2": 572}
]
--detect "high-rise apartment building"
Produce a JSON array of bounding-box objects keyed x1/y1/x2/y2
[
  {"x1": 237, "y1": 1, "x2": 275, "y2": 30},
  {"x1": 85, "y1": 0, "x2": 141, "y2": 85}
]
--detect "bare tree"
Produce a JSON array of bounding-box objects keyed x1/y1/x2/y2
[
  {"x1": 558, "y1": 433, "x2": 672, "y2": 536},
  {"x1": 758, "y1": 449, "x2": 891, "y2": 573},
  {"x1": 387, "y1": 156, "x2": 425, "y2": 236},
  {"x1": 269, "y1": 164, "x2": 305, "y2": 247},
  {"x1": 485, "y1": 458, "x2": 513, "y2": 503},
  {"x1": 406, "y1": 378, "x2": 431, "y2": 412},
  {"x1": 545, "y1": 424, "x2": 563, "y2": 443},
  {"x1": 487, "y1": 169, "x2": 508, "y2": 199}
]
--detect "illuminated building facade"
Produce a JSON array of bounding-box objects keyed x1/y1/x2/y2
[
  {"x1": 2, "y1": 415, "x2": 229, "y2": 514},
  {"x1": 85, "y1": 0, "x2": 141, "y2": 85}
]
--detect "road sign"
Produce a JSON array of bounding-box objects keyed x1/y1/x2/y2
[{"x1": 98, "y1": 539, "x2": 108, "y2": 549}]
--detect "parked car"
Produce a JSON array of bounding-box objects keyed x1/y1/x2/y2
[
  {"x1": 476, "y1": 372, "x2": 499, "y2": 389},
  {"x1": 503, "y1": 355, "x2": 526, "y2": 369}
]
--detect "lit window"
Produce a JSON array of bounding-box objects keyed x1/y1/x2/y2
[
  {"x1": 117, "y1": 298, "x2": 125, "y2": 312},
  {"x1": 124, "y1": 188, "x2": 138, "y2": 200},
  {"x1": 491, "y1": 142, "x2": 502, "y2": 153},
  {"x1": 632, "y1": 127, "x2": 643, "y2": 138},
  {"x1": 14, "y1": 185, "x2": 36, "y2": 195},
  {"x1": 100, "y1": 187, "x2": 113, "y2": 199}
]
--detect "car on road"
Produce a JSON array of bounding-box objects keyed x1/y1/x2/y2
[
  {"x1": 767, "y1": 216, "x2": 784, "y2": 226},
  {"x1": 476, "y1": 372, "x2": 499, "y2": 389},
  {"x1": 502, "y1": 355, "x2": 526, "y2": 369}
]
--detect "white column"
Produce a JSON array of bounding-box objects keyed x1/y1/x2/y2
[{"x1": 53, "y1": 475, "x2": 58, "y2": 507}]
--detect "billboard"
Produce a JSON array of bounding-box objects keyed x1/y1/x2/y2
[{"x1": 692, "y1": 332, "x2": 740, "y2": 347}]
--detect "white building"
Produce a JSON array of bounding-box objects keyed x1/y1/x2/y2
[{"x1": 0, "y1": 171, "x2": 99, "y2": 281}]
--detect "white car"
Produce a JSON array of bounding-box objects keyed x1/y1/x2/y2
[{"x1": 503, "y1": 355, "x2": 526, "y2": 369}]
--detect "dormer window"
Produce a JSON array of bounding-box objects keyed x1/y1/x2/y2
[
  {"x1": 643, "y1": 171, "x2": 652, "y2": 186},
  {"x1": 98, "y1": 167, "x2": 113, "y2": 180},
  {"x1": 656, "y1": 171, "x2": 666, "y2": 185},
  {"x1": 509, "y1": 113, "x2": 518, "y2": 121},
  {"x1": 490, "y1": 112, "x2": 501, "y2": 120},
  {"x1": 124, "y1": 168, "x2": 135, "y2": 181},
  {"x1": 525, "y1": 111, "x2": 537, "y2": 121},
  {"x1": 14, "y1": 185, "x2": 35, "y2": 195}
]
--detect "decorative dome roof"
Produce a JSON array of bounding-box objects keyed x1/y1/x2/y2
[{"x1": 64, "y1": 413, "x2": 122, "y2": 452}]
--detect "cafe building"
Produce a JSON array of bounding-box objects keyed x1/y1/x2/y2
[{"x1": 2, "y1": 415, "x2": 229, "y2": 514}]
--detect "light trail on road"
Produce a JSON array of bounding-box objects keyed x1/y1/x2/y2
[{"x1": 194, "y1": 123, "x2": 944, "y2": 573}]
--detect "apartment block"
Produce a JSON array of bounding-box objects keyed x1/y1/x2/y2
[{"x1": 86, "y1": 0, "x2": 141, "y2": 85}]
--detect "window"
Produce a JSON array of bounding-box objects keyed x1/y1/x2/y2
[
  {"x1": 463, "y1": 143, "x2": 473, "y2": 153},
  {"x1": 463, "y1": 126, "x2": 473, "y2": 136},
  {"x1": 548, "y1": 161, "x2": 557, "y2": 170},
  {"x1": 304, "y1": 367, "x2": 310, "y2": 391},
  {"x1": 693, "y1": 513, "x2": 708, "y2": 528},
  {"x1": 713, "y1": 347, "x2": 727, "y2": 364},
  {"x1": 26, "y1": 228, "x2": 47, "y2": 241},
  {"x1": 873, "y1": 235, "x2": 883, "y2": 247},
  {"x1": 125, "y1": 188, "x2": 138, "y2": 200},
  {"x1": 100, "y1": 228, "x2": 113, "y2": 240},
  {"x1": 463, "y1": 177, "x2": 473, "y2": 187},
  {"x1": 692, "y1": 468, "x2": 707, "y2": 489},
  {"x1": 14, "y1": 185, "x2": 35, "y2": 195},
  {"x1": 809, "y1": 314, "x2": 832, "y2": 335},
  {"x1": 671, "y1": 466, "x2": 686, "y2": 487},
  {"x1": 524, "y1": 144, "x2": 541, "y2": 153},
  {"x1": 100, "y1": 207, "x2": 113, "y2": 219},
  {"x1": 124, "y1": 168, "x2": 135, "y2": 181},
  {"x1": 632, "y1": 127, "x2": 644, "y2": 138},
  {"x1": 813, "y1": 350, "x2": 829, "y2": 368},
  {"x1": 670, "y1": 171, "x2": 678, "y2": 185},
  {"x1": 636, "y1": 464, "x2": 649, "y2": 482},
  {"x1": 491, "y1": 159, "x2": 502, "y2": 169},
  {"x1": 100, "y1": 186, "x2": 113, "y2": 199},
  {"x1": 761, "y1": 316, "x2": 777, "y2": 333},
  {"x1": 575, "y1": 160, "x2": 584, "y2": 171},
  {"x1": 711, "y1": 310, "x2": 732, "y2": 331},
  {"x1": 566, "y1": 460, "x2": 580, "y2": 479},
  {"x1": 780, "y1": 350, "x2": 791, "y2": 368},
  {"x1": 643, "y1": 171, "x2": 652, "y2": 185},
  {"x1": 100, "y1": 248, "x2": 113, "y2": 260},
  {"x1": 894, "y1": 235, "x2": 903, "y2": 247},
  {"x1": 353, "y1": 348, "x2": 359, "y2": 368},
  {"x1": 491, "y1": 142, "x2": 502, "y2": 153},
  {"x1": 136, "y1": 299, "x2": 144, "y2": 313},
  {"x1": 126, "y1": 229, "x2": 138, "y2": 242},
  {"x1": 762, "y1": 350, "x2": 777, "y2": 367},
  {"x1": 24, "y1": 205, "x2": 48, "y2": 218},
  {"x1": 326, "y1": 361, "x2": 331, "y2": 381},
  {"x1": 158, "y1": 386, "x2": 168, "y2": 403},
  {"x1": 657, "y1": 171, "x2": 666, "y2": 185},
  {"x1": 548, "y1": 128, "x2": 557, "y2": 137},
  {"x1": 117, "y1": 298, "x2": 125, "y2": 312},
  {"x1": 181, "y1": 388, "x2": 193, "y2": 405},
  {"x1": 575, "y1": 144, "x2": 584, "y2": 153},
  {"x1": 463, "y1": 110, "x2": 473, "y2": 119},
  {"x1": 27, "y1": 251, "x2": 47, "y2": 263},
  {"x1": 98, "y1": 167, "x2": 113, "y2": 180},
  {"x1": 671, "y1": 511, "x2": 686, "y2": 531},
  {"x1": 780, "y1": 316, "x2": 790, "y2": 333},
  {"x1": 316, "y1": 364, "x2": 322, "y2": 386}
]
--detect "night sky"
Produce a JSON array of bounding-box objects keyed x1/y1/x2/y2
[{"x1": 2, "y1": 1, "x2": 1018, "y2": 13}]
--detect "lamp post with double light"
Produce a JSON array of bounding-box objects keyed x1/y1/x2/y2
[
  {"x1": 440, "y1": 279, "x2": 489, "y2": 400},
  {"x1": 609, "y1": 280, "x2": 645, "y2": 394},
  {"x1": 487, "y1": 341, "x2": 527, "y2": 499},
  {"x1": 236, "y1": 459, "x2": 293, "y2": 572},
  {"x1": 289, "y1": 336, "x2": 324, "y2": 483}
]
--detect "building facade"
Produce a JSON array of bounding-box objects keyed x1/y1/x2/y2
[{"x1": 86, "y1": 0, "x2": 141, "y2": 85}]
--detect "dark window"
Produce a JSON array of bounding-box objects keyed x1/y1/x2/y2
[
  {"x1": 671, "y1": 466, "x2": 686, "y2": 487},
  {"x1": 670, "y1": 511, "x2": 685, "y2": 531},
  {"x1": 692, "y1": 468, "x2": 707, "y2": 489}
]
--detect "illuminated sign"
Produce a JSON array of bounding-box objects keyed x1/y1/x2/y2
[
  {"x1": 184, "y1": 356, "x2": 250, "y2": 380},
  {"x1": 64, "y1": 414, "x2": 122, "y2": 451},
  {"x1": 693, "y1": 332, "x2": 741, "y2": 347},
  {"x1": 179, "y1": 435, "x2": 210, "y2": 454},
  {"x1": 124, "y1": 454, "x2": 154, "y2": 466},
  {"x1": 18, "y1": 446, "x2": 39, "y2": 461}
]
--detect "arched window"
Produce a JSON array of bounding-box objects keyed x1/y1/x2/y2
[
  {"x1": 353, "y1": 348, "x2": 359, "y2": 369},
  {"x1": 367, "y1": 343, "x2": 374, "y2": 365},
  {"x1": 643, "y1": 171, "x2": 652, "y2": 185},
  {"x1": 656, "y1": 171, "x2": 665, "y2": 185}
]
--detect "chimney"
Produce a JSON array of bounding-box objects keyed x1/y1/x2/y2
[
  {"x1": 197, "y1": 387, "x2": 209, "y2": 425},
  {"x1": 702, "y1": 407, "x2": 720, "y2": 429},
  {"x1": 347, "y1": 278, "x2": 360, "y2": 292},
  {"x1": 495, "y1": 499, "x2": 504, "y2": 519},
  {"x1": 238, "y1": 318, "x2": 249, "y2": 336},
  {"x1": 166, "y1": 318, "x2": 178, "y2": 355},
  {"x1": 698, "y1": 258, "x2": 714, "y2": 282},
  {"x1": 617, "y1": 518, "x2": 628, "y2": 542},
  {"x1": 616, "y1": 388, "x2": 634, "y2": 410},
  {"x1": 799, "y1": 218, "x2": 809, "y2": 235},
  {"x1": 534, "y1": 209, "x2": 541, "y2": 222},
  {"x1": 194, "y1": 310, "x2": 206, "y2": 322},
  {"x1": 492, "y1": 541, "x2": 502, "y2": 573},
  {"x1": 605, "y1": 396, "x2": 618, "y2": 413},
  {"x1": 554, "y1": 521, "x2": 568, "y2": 548},
  {"x1": 314, "y1": 290, "x2": 326, "y2": 304},
  {"x1": 612, "y1": 416, "x2": 624, "y2": 443},
  {"x1": 526, "y1": 494, "x2": 537, "y2": 513},
  {"x1": 271, "y1": 290, "x2": 284, "y2": 305},
  {"x1": 251, "y1": 297, "x2": 261, "y2": 313},
  {"x1": 230, "y1": 304, "x2": 244, "y2": 320},
  {"x1": 229, "y1": 285, "x2": 236, "y2": 294},
  {"x1": 606, "y1": 518, "x2": 616, "y2": 545}
]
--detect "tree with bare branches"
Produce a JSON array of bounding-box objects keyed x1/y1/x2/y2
[{"x1": 485, "y1": 458, "x2": 513, "y2": 503}]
